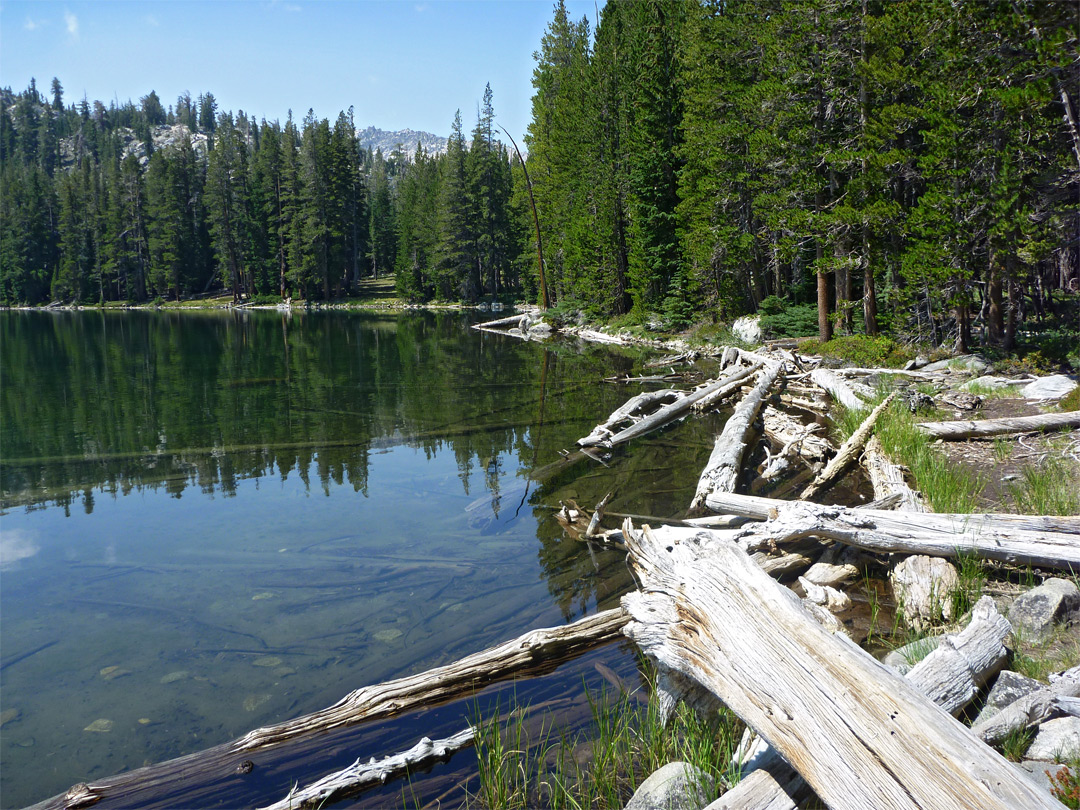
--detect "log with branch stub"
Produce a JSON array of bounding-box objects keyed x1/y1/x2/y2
[
  {"x1": 760, "y1": 406, "x2": 833, "y2": 480},
  {"x1": 621, "y1": 524, "x2": 1057, "y2": 810},
  {"x1": 688, "y1": 363, "x2": 785, "y2": 515},
  {"x1": 799, "y1": 392, "x2": 895, "y2": 501},
  {"x1": 31, "y1": 610, "x2": 628, "y2": 810},
  {"x1": 861, "y1": 435, "x2": 927, "y2": 511},
  {"x1": 917, "y1": 410, "x2": 1080, "y2": 440},
  {"x1": 258, "y1": 729, "x2": 475, "y2": 810},
  {"x1": 577, "y1": 389, "x2": 682, "y2": 447},
  {"x1": 702, "y1": 491, "x2": 1080, "y2": 569},
  {"x1": 471, "y1": 313, "x2": 529, "y2": 331},
  {"x1": 690, "y1": 361, "x2": 764, "y2": 413}
]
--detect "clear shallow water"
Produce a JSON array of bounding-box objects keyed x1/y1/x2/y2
[{"x1": 0, "y1": 310, "x2": 722, "y2": 807}]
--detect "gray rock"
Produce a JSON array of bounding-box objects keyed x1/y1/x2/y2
[
  {"x1": 625, "y1": 761, "x2": 716, "y2": 810},
  {"x1": 528, "y1": 322, "x2": 553, "y2": 337},
  {"x1": 1008, "y1": 579, "x2": 1080, "y2": 641},
  {"x1": 1026, "y1": 717, "x2": 1080, "y2": 762},
  {"x1": 883, "y1": 635, "x2": 945, "y2": 676},
  {"x1": 731, "y1": 316, "x2": 762, "y2": 345},
  {"x1": 890, "y1": 555, "x2": 959, "y2": 627},
  {"x1": 920, "y1": 354, "x2": 990, "y2": 375},
  {"x1": 1021, "y1": 374, "x2": 1079, "y2": 401},
  {"x1": 974, "y1": 670, "x2": 1044, "y2": 726},
  {"x1": 1015, "y1": 759, "x2": 1071, "y2": 795}
]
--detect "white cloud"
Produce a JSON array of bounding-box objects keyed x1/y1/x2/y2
[
  {"x1": 0, "y1": 529, "x2": 40, "y2": 570},
  {"x1": 24, "y1": 16, "x2": 46, "y2": 31},
  {"x1": 64, "y1": 9, "x2": 79, "y2": 38},
  {"x1": 145, "y1": 14, "x2": 159, "y2": 27}
]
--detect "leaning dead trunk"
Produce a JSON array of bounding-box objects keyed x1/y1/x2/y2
[
  {"x1": 799, "y1": 393, "x2": 894, "y2": 500},
  {"x1": 622, "y1": 524, "x2": 1057, "y2": 809}
]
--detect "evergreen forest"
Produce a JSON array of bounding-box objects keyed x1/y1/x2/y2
[{"x1": 2, "y1": 0, "x2": 1077, "y2": 354}]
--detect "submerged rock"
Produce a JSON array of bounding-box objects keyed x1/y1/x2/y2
[
  {"x1": 84, "y1": 718, "x2": 113, "y2": 733},
  {"x1": 625, "y1": 761, "x2": 715, "y2": 810}
]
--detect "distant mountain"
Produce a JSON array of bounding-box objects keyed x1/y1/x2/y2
[{"x1": 358, "y1": 126, "x2": 448, "y2": 158}]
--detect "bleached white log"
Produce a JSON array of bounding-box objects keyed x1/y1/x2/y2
[
  {"x1": 797, "y1": 576, "x2": 852, "y2": 612},
  {"x1": 800, "y1": 393, "x2": 894, "y2": 500},
  {"x1": 905, "y1": 596, "x2": 1010, "y2": 715},
  {"x1": 600, "y1": 368, "x2": 760, "y2": 448},
  {"x1": 577, "y1": 389, "x2": 681, "y2": 447},
  {"x1": 809, "y1": 368, "x2": 870, "y2": 410},
  {"x1": 760, "y1": 406, "x2": 833, "y2": 479},
  {"x1": 890, "y1": 555, "x2": 960, "y2": 627},
  {"x1": 259, "y1": 729, "x2": 474, "y2": 810},
  {"x1": 691, "y1": 361, "x2": 765, "y2": 413},
  {"x1": 971, "y1": 666, "x2": 1080, "y2": 744},
  {"x1": 702, "y1": 491, "x2": 1080, "y2": 569},
  {"x1": 917, "y1": 410, "x2": 1080, "y2": 440},
  {"x1": 472, "y1": 313, "x2": 527, "y2": 330},
  {"x1": 688, "y1": 363, "x2": 784, "y2": 514},
  {"x1": 801, "y1": 544, "x2": 860, "y2": 588},
  {"x1": 621, "y1": 524, "x2": 1058, "y2": 810},
  {"x1": 862, "y1": 435, "x2": 927, "y2": 512}
]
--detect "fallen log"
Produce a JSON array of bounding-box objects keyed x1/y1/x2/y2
[
  {"x1": 917, "y1": 410, "x2": 1080, "y2": 440},
  {"x1": 599, "y1": 368, "x2": 759, "y2": 448},
  {"x1": 577, "y1": 389, "x2": 682, "y2": 447},
  {"x1": 471, "y1": 313, "x2": 527, "y2": 330},
  {"x1": 30, "y1": 609, "x2": 627, "y2": 810},
  {"x1": 622, "y1": 524, "x2": 1056, "y2": 809},
  {"x1": 712, "y1": 595, "x2": 1012, "y2": 810},
  {"x1": 799, "y1": 393, "x2": 895, "y2": 501},
  {"x1": 809, "y1": 368, "x2": 870, "y2": 410},
  {"x1": 691, "y1": 361, "x2": 765, "y2": 413},
  {"x1": 688, "y1": 363, "x2": 785, "y2": 515},
  {"x1": 702, "y1": 491, "x2": 1080, "y2": 569},
  {"x1": 861, "y1": 435, "x2": 927, "y2": 512},
  {"x1": 971, "y1": 665, "x2": 1080, "y2": 744},
  {"x1": 259, "y1": 728, "x2": 475, "y2": 810},
  {"x1": 760, "y1": 406, "x2": 832, "y2": 480}
]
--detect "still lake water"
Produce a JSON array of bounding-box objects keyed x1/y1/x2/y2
[{"x1": 0, "y1": 310, "x2": 725, "y2": 808}]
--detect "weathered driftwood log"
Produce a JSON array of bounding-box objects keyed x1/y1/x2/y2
[
  {"x1": 691, "y1": 361, "x2": 765, "y2": 413},
  {"x1": 472, "y1": 313, "x2": 528, "y2": 330},
  {"x1": 801, "y1": 544, "x2": 860, "y2": 588},
  {"x1": 905, "y1": 596, "x2": 1010, "y2": 715},
  {"x1": 258, "y1": 728, "x2": 475, "y2": 810},
  {"x1": 917, "y1": 410, "x2": 1080, "y2": 440},
  {"x1": 688, "y1": 363, "x2": 785, "y2": 515},
  {"x1": 862, "y1": 435, "x2": 927, "y2": 511},
  {"x1": 621, "y1": 524, "x2": 1057, "y2": 809},
  {"x1": 760, "y1": 406, "x2": 832, "y2": 480},
  {"x1": 702, "y1": 491, "x2": 1080, "y2": 569},
  {"x1": 890, "y1": 555, "x2": 959, "y2": 627},
  {"x1": 809, "y1": 368, "x2": 870, "y2": 410},
  {"x1": 596, "y1": 368, "x2": 760, "y2": 449},
  {"x1": 714, "y1": 595, "x2": 1013, "y2": 810},
  {"x1": 30, "y1": 609, "x2": 627, "y2": 810},
  {"x1": 577, "y1": 389, "x2": 682, "y2": 447},
  {"x1": 971, "y1": 665, "x2": 1080, "y2": 744},
  {"x1": 799, "y1": 393, "x2": 895, "y2": 500}
]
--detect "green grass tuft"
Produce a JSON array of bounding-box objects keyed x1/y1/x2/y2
[{"x1": 1009, "y1": 457, "x2": 1080, "y2": 516}]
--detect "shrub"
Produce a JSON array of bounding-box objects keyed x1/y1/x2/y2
[
  {"x1": 801, "y1": 335, "x2": 914, "y2": 368},
  {"x1": 757, "y1": 296, "x2": 819, "y2": 339}
]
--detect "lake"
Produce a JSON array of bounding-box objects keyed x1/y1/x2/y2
[{"x1": 0, "y1": 309, "x2": 726, "y2": 808}]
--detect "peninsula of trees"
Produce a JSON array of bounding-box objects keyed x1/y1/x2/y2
[{"x1": 1, "y1": 0, "x2": 1076, "y2": 350}]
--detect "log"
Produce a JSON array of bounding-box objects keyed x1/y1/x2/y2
[
  {"x1": 917, "y1": 410, "x2": 1080, "y2": 440},
  {"x1": 471, "y1": 313, "x2": 527, "y2": 330},
  {"x1": 971, "y1": 666, "x2": 1080, "y2": 744},
  {"x1": 861, "y1": 435, "x2": 927, "y2": 512},
  {"x1": 690, "y1": 361, "x2": 764, "y2": 413},
  {"x1": 809, "y1": 368, "x2": 870, "y2": 410},
  {"x1": 622, "y1": 524, "x2": 1057, "y2": 809},
  {"x1": 258, "y1": 729, "x2": 474, "y2": 810},
  {"x1": 760, "y1": 407, "x2": 832, "y2": 480},
  {"x1": 799, "y1": 393, "x2": 895, "y2": 500},
  {"x1": 702, "y1": 491, "x2": 1080, "y2": 569},
  {"x1": 577, "y1": 389, "x2": 682, "y2": 447},
  {"x1": 688, "y1": 363, "x2": 784, "y2": 515},
  {"x1": 30, "y1": 609, "x2": 628, "y2": 810},
  {"x1": 711, "y1": 595, "x2": 1012, "y2": 810},
  {"x1": 600, "y1": 368, "x2": 758, "y2": 448}
]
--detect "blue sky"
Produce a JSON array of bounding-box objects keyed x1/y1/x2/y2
[{"x1": 0, "y1": 0, "x2": 595, "y2": 142}]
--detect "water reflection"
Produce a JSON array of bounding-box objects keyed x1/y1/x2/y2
[{"x1": 0, "y1": 310, "x2": 717, "y2": 807}]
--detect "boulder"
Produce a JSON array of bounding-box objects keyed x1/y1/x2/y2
[
  {"x1": 890, "y1": 555, "x2": 960, "y2": 627},
  {"x1": 973, "y1": 670, "x2": 1044, "y2": 726},
  {"x1": 1008, "y1": 579, "x2": 1080, "y2": 642},
  {"x1": 731, "y1": 316, "x2": 762, "y2": 345},
  {"x1": 1026, "y1": 717, "x2": 1080, "y2": 762},
  {"x1": 625, "y1": 761, "x2": 716, "y2": 810},
  {"x1": 1022, "y1": 374, "x2": 1079, "y2": 401},
  {"x1": 1015, "y1": 760, "x2": 1073, "y2": 796},
  {"x1": 921, "y1": 354, "x2": 990, "y2": 375}
]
